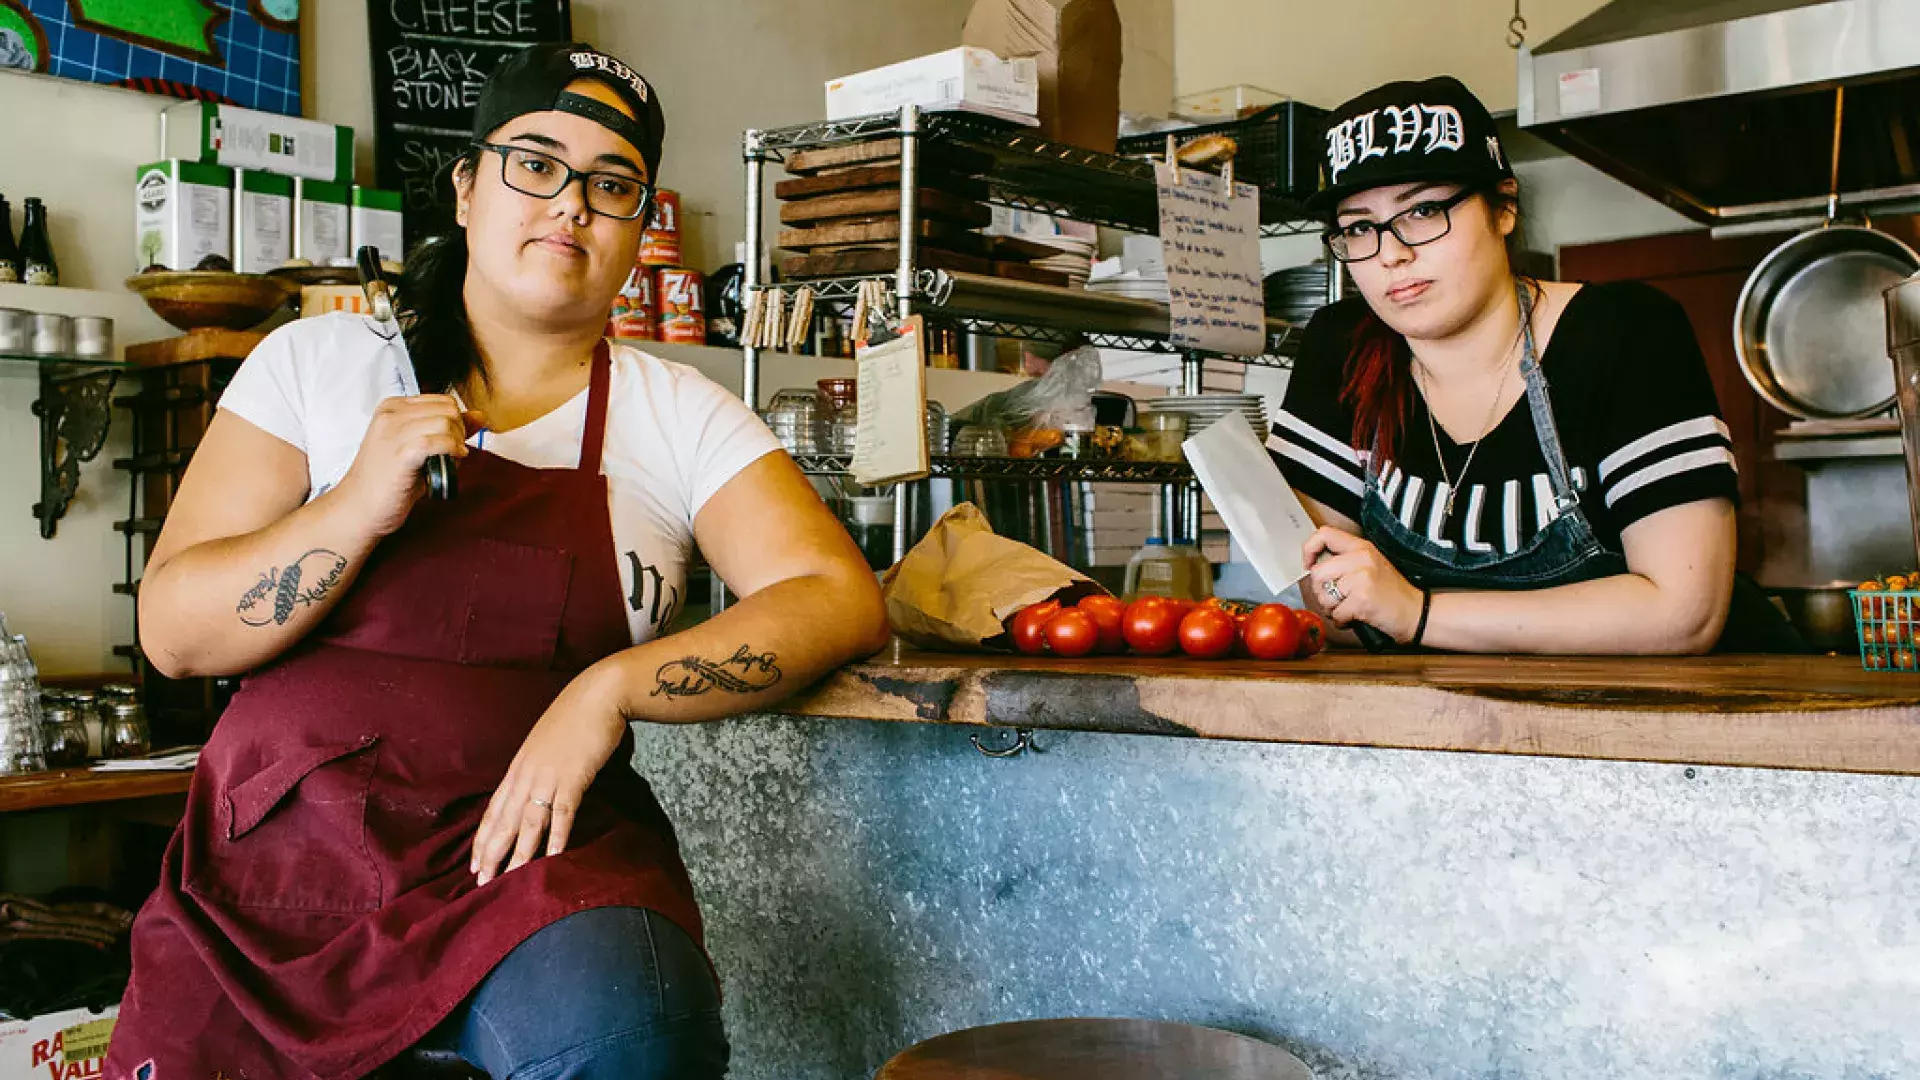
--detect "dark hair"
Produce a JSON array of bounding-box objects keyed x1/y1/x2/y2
[
  {"x1": 398, "y1": 153, "x2": 483, "y2": 395},
  {"x1": 1337, "y1": 184, "x2": 1529, "y2": 459}
]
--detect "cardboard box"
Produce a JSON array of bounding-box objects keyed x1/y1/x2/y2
[
  {"x1": 294, "y1": 178, "x2": 353, "y2": 267},
  {"x1": 826, "y1": 47, "x2": 1038, "y2": 125},
  {"x1": 349, "y1": 187, "x2": 405, "y2": 266},
  {"x1": 0, "y1": 1005, "x2": 117, "y2": 1080},
  {"x1": 134, "y1": 159, "x2": 233, "y2": 271},
  {"x1": 164, "y1": 101, "x2": 354, "y2": 184},
  {"x1": 234, "y1": 169, "x2": 294, "y2": 274}
]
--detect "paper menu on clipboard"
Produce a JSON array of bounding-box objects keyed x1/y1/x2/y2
[
  {"x1": 1181, "y1": 416, "x2": 1315, "y2": 593},
  {"x1": 851, "y1": 314, "x2": 931, "y2": 487},
  {"x1": 1153, "y1": 161, "x2": 1265, "y2": 358}
]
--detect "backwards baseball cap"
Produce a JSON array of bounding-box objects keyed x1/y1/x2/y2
[
  {"x1": 467, "y1": 42, "x2": 667, "y2": 183},
  {"x1": 1306, "y1": 75, "x2": 1512, "y2": 217}
]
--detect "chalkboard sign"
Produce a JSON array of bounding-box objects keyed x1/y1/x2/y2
[{"x1": 365, "y1": 0, "x2": 572, "y2": 245}]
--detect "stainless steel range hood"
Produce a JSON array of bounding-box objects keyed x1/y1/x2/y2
[{"x1": 1518, "y1": 0, "x2": 1920, "y2": 225}]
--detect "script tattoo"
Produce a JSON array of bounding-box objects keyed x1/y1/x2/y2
[
  {"x1": 652, "y1": 645, "x2": 783, "y2": 699},
  {"x1": 237, "y1": 549, "x2": 349, "y2": 627}
]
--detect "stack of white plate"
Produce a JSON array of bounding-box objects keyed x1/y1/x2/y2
[
  {"x1": 1026, "y1": 233, "x2": 1096, "y2": 288},
  {"x1": 1138, "y1": 393, "x2": 1268, "y2": 440}
]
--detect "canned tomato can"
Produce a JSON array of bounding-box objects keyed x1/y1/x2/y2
[
  {"x1": 657, "y1": 267, "x2": 706, "y2": 344},
  {"x1": 639, "y1": 189, "x2": 682, "y2": 267},
  {"x1": 608, "y1": 262, "x2": 658, "y2": 340}
]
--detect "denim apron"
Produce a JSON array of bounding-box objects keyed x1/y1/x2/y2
[{"x1": 1355, "y1": 284, "x2": 1801, "y2": 651}]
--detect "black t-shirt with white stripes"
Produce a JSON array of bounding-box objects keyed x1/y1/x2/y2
[{"x1": 1269, "y1": 281, "x2": 1739, "y2": 558}]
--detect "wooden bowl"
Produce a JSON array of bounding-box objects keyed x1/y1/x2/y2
[{"x1": 124, "y1": 271, "x2": 297, "y2": 332}]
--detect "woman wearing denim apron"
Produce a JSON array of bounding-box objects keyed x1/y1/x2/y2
[{"x1": 1268, "y1": 76, "x2": 1796, "y2": 654}]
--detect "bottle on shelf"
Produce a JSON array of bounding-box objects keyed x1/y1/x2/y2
[
  {"x1": 1125, "y1": 537, "x2": 1203, "y2": 601},
  {"x1": 19, "y1": 197, "x2": 56, "y2": 286},
  {"x1": 0, "y1": 196, "x2": 20, "y2": 284}
]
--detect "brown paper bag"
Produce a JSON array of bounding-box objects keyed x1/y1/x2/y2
[
  {"x1": 1058, "y1": 0, "x2": 1122, "y2": 153},
  {"x1": 963, "y1": 0, "x2": 1060, "y2": 138},
  {"x1": 881, "y1": 503, "x2": 1104, "y2": 651}
]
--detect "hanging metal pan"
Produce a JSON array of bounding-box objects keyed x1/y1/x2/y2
[{"x1": 1734, "y1": 225, "x2": 1920, "y2": 420}]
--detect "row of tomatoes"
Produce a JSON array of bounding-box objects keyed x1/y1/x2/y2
[{"x1": 1008, "y1": 595, "x2": 1328, "y2": 661}]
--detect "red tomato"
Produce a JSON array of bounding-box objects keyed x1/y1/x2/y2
[
  {"x1": 1076, "y1": 595, "x2": 1128, "y2": 654},
  {"x1": 1043, "y1": 609, "x2": 1100, "y2": 658},
  {"x1": 1295, "y1": 610, "x2": 1328, "y2": 657},
  {"x1": 1010, "y1": 600, "x2": 1060, "y2": 655},
  {"x1": 1861, "y1": 623, "x2": 1886, "y2": 648},
  {"x1": 1178, "y1": 606, "x2": 1238, "y2": 659},
  {"x1": 1241, "y1": 605, "x2": 1303, "y2": 661},
  {"x1": 1896, "y1": 647, "x2": 1917, "y2": 671},
  {"x1": 1122, "y1": 597, "x2": 1181, "y2": 656},
  {"x1": 1163, "y1": 597, "x2": 1198, "y2": 617}
]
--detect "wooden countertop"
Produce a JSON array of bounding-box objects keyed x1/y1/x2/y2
[
  {"x1": 777, "y1": 647, "x2": 1920, "y2": 777},
  {"x1": 0, "y1": 766, "x2": 192, "y2": 814}
]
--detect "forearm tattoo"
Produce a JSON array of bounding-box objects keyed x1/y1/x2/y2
[
  {"x1": 652, "y1": 645, "x2": 784, "y2": 699},
  {"x1": 237, "y1": 549, "x2": 349, "y2": 627}
]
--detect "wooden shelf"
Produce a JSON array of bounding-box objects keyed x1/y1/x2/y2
[{"x1": 0, "y1": 764, "x2": 191, "y2": 814}]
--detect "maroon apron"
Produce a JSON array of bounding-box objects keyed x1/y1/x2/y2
[{"x1": 107, "y1": 345, "x2": 705, "y2": 1080}]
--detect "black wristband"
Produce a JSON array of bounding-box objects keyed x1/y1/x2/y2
[{"x1": 1410, "y1": 589, "x2": 1433, "y2": 649}]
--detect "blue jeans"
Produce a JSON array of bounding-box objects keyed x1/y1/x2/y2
[{"x1": 418, "y1": 906, "x2": 728, "y2": 1079}]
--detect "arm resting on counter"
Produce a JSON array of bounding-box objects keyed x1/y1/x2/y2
[
  {"x1": 1296, "y1": 492, "x2": 1735, "y2": 655},
  {"x1": 1420, "y1": 499, "x2": 1734, "y2": 655},
  {"x1": 593, "y1": 451, "x2": 892, "y2": 723}
]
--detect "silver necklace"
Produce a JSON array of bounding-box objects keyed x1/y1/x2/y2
[{"x1": 1416, "y1": 322, "x2": 1526, "y2": 520}]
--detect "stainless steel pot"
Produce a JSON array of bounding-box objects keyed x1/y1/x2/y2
[
  {"x1": 1886, "y1": 271, "x2": 1920, "y2": 563},
  {"x1": 1769, "y1": 584, "x2": 1859, "y2": 654},
  {"x1": 1735, "y1": 225, "x2": 1920, "y2": 420}
]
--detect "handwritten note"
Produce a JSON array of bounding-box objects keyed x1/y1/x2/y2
[
  {"x1": 852, "y1": 316, "x2": 931, "y2": 487},
  {"x1": 367, "y1": 0, "x2": 573, "y2": 242},
  {"x1": 1154, "y1": 162, "x2": 1265, "y2": 357}
]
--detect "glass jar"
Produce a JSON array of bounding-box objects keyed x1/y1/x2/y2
[
  {"x1": 65, "y1": 689, "x2": 103, "y2": 758},
  {"x1": 0, "y1": 636, "x2": 45, "y2": 775},
  {"x1": 951, "y1": 424, "x2": 1009, "y2": 458},
  {"x1": 41, "y1": 701, "x2": 89, "y2": 768},
  {"x1": 817, "y1": 378, "x2": 858, "y2": 455},
  {"x1": 103, "y1": 700, "x2": 151, "y2": 760}
]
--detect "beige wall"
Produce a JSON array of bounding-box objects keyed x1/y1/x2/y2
[{"x1": 1172, "y1": 0, "x2": 1607, "y2": 113}]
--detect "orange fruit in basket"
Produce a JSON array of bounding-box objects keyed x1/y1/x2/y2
[
  {"x1": 1889, "y1": 575, "x2": 1910, "y2": 592},
  {"x1": 1896, "y1": 647, "x2": 1917, "y2": 671}
]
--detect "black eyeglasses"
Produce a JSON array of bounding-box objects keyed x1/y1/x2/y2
[
  {"x1": 1323, "y1": 188, "x2": 1479, "y2": 263},
  {"x1": 475, "y1": 142, "x2": 655, "y2": 221}
]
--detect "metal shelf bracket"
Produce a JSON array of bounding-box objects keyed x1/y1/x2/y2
[{"x1": 32, "y1": 367, "x2": 120, "y2": 539}]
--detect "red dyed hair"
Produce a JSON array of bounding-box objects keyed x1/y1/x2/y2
[{"x1": 1339, "y1": 311, "x2": 1414, "y2": 461}]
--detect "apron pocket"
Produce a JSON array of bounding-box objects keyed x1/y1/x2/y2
[
  {"x1": 458, "y1": 538, "x2": 574, "y2": 669},
  {"x1": 188, "y1": 736, "x2": 384, "y2": 913}
]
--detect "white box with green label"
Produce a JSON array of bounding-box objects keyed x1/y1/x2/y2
[
  {"x1": 134, "y1": 159, "x2": 233, "y2": 271},
  {"x1": 234, "y1": 170, "x2": 295, "y2": 274},
  {"x1": 163, "y1": 101, "x2": 354, "y2": 184},
  {"x1": 295, "y1": 179, "x2": 353, "y2": 267},
  {"x1": 350, "y1": 188, "x2": 405, "y2": 266}
]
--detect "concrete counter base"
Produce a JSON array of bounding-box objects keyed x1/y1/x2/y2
[{"x1": 631, "y1": 714, "x2": 1919, "y2": 1080}]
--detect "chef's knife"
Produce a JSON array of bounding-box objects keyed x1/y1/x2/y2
[
  {"x1": 356, "y1": 245, "x2": 456, "y2": 501},
  {"x1": 1182, "y1": 416, "x2": 1395, "y2": 653}
]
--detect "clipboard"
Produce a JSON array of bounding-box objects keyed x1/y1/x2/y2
[{"x1": 851, "y1": 314, "x2": 931, "y2": 486}]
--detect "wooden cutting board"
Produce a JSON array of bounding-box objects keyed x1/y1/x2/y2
[
  {"x1": 779, "y1": 188, "x2": 993, "y2": 227},
  {"x1": 775, "y1": 165, "x2": 989, "y2": 201},
  {"x1": 990, "y1": 260, "x2": 1074, "y2": 288},
  {"x1": 779, "y1": 218, "x2": 985, "y2": 252},
  {"x1": 783, "y1": 138, "x2": 993, "y2": 177},
  {"x1": 783, "y1": 246, "x2": 994, "y2": 280}
]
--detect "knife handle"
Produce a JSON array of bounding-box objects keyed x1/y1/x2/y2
[
  {"x1": 1352, "y1": 622, "x2": 1394, "y2": 653},
  {"x1": 424, "y1": 453, "x2": 457, "y2": 501}
]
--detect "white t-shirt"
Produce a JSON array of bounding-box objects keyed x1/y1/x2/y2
[{"x1": 218, "y1": 313, "x2": 781, "y2": 645}]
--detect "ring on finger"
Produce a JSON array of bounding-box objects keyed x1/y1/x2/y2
[
  {"x1": 1323, "y1": 580, "x2": 1345, "y2": 604},
  {"x1": 529, "y1": 795, "x2": 553, "y2": 809}
]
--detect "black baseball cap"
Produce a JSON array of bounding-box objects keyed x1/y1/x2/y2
[
  {"x1": 1306, "y1": 76, "x2": 1512, "y2": 217},
  {"x1": 464, "y1": 41, "x2": 667, "y2": 184}
]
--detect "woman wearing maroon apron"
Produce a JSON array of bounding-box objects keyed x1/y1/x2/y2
[{"x1": 107, "y1": 44, "x2": 890, "y2": 1080}]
